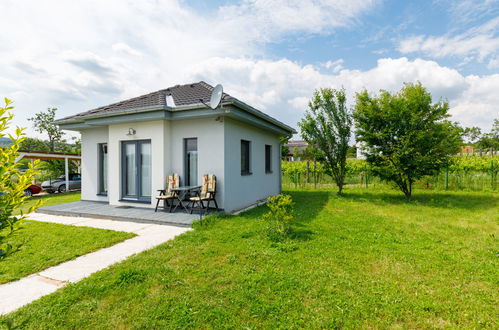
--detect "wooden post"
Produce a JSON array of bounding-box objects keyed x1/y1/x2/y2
[
  {"x1": 306, "y1": 161, "x2": 310, "y2": 184},
  {"x1": 445, "y1": 167, "x2": 449, "y2": 190},
  {"x1": 492, "y1": 158, "x2": 496, "y2": 191},
  {"x1": 313, "y1": 158, "x2": 317, "y2": 189}
]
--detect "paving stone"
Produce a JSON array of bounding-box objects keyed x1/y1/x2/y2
[{"x1": 0, "y1": 215, "x2": 191, "y2": 315}]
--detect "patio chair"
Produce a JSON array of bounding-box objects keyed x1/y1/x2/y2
[
  {"x1": 154, "y1": 173, "x2": 180, "y2": 212},
  {"x1": 188, "y1": 174, "x2": 218, "y2": 214}
]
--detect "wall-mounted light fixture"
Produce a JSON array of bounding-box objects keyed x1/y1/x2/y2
[{"x1": 126, "y1": 128, "x2": 136, "y2": 136}]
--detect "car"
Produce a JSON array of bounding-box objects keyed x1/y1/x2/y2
[
  {"x1": 24, "y1": 184, "x2": 42, "y2": 196},
  {"x1": 41, "y1": 173, "x2": 81, "y2": 193}
]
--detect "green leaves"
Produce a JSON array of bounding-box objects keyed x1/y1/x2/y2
[
  {"x1": 0, "y1": 98, "x2": 42, "y2": 260},
  {"x1": 353, "y1": 82, "x2": 462, "y2": 198},
  {"x1": 263, "y1": 194, "x2": 294, "y2": 241},
  {"x1": 28, "y1": 107, "x2": 64, "y2": 152},
  {"x1": 299, "y1": 88, "x2": 352, "y2": 194}
]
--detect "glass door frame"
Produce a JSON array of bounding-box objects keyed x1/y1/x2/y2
[
  {"x1": 120, "y1": 139, "x2": 152, "y2": 202},
  {"x1": 184, "y1": 137, "x2": 198, "y2": 186}
]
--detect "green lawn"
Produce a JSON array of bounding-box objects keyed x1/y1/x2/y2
[
  {"x1": 16, "y1": 191, "x2": 81, "y2": 215},
  {"x1": 2, "y1": 192, "x2": 134, "y2": 284},
  {"x1": 0, "y1": 221, "x2": 135, "y2": 284},
  {"x1": 6, "y1": 188, "x2": 499, "y2": 328}
]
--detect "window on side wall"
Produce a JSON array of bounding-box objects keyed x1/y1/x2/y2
[
  {"x1": 241, "y1": 140, "x2": 251, "y2": 175},
  {"x1": 265, "y1": 144, "x2": 272, "y2": 173},
  {"x1": 98, "y1": 143, "x2": 108, "y2": 195}
]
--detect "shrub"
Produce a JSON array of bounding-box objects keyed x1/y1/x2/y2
[
  {"x1": 263, "y1": 194, "x2": 294, "y2": 240},
  {"x1": 0, "y1": 98, "x2": 41, "y2": 260}
]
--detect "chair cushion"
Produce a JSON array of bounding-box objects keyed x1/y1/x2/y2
[
  {"x1": 155, "y1": 193, "x2": 175, "y2": 199},
  {"x1": 189, "y1": 196, "x2": 210, "y2": 201}
]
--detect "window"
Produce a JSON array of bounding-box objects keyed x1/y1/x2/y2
[
  {"x1": 121, "y1": 140, "x2": 151, "y2": 202},
  {"x1": 265, "y1": 145, "x2": 272, "y2": 173},
  {"x1": 98, "y1": 143, "x2": 107, "y2": 195},
  {"x1": 184, "y1": 138, "x2": 198, "y2": 186},
  {"x1": 241, "y1": 140, "x2": 251, "y2": 175}
]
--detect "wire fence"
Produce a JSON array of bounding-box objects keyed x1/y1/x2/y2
[{"x1": 282, "y1": 156, "x2": 498, "y2": 192}]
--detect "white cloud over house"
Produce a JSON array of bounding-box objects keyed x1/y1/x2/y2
[{"x1": 0, "y1": 0, "x2": 496, "y2": 139}]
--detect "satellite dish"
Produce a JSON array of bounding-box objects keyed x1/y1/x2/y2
[{"x1": 209, "y1": 84, "x2": 223, "y2": 109}]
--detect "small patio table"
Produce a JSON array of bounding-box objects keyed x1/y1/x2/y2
[{"x1": 170, "y1": 185, "x2": 201, "y2": 213}]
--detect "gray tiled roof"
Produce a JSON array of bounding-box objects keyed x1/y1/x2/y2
[{"x1": 57, "y1": 81, "x2": 234, "y2": 122}]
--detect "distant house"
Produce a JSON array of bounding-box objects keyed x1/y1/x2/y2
[
  {"x1": 284, "y1": 140, "x2": 308, "y2": 161},
  {"x1": 55, "y1": 82, "x2": 295, "y2": 213},
  {"x1": 460, "y1": 145, "x2": 474, "y2": 155}
]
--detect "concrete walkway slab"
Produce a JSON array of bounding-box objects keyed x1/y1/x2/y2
[{"x1": 0, "y1": 213, "x2": 190, "y2": 315}]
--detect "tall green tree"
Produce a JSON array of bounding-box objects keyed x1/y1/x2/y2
[
  {"x1": 353, "y1": 82, "x2": 461, "y2": 198},
  {"x1": 0, "y1": 99, "x2": 41, "y2": 259},
  {"x1": 462, "y1": 126, "x2": 482, "y2": 145},
  {"x1": 28, "y1": 107, "x2": 64, "y2": 152},
  {"x1": 299, "y1": 88, "x2": 351, "y2": 194},
  {"x1": 477, "y1": 118, "x2": 499, "y2": 150}
]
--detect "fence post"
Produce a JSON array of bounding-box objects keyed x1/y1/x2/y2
[
  {"x1": 306, "y1": 161, "x2": 310, "y2": 185},
  {"x1": 313, "y1": 158, "x2": 317, "y2": 189},
  {"x1": 445, "y1": 167, "x2": 449, "y2": 190},
  {"x1": 492, "y1": 158, "x2": 496, "y2": 190}
]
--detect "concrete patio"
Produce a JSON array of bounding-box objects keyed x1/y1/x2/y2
[{"x1": 37, "y1": 201, "x2": 198, "y2": 227}]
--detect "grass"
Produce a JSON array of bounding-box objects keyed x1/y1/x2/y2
[
  {"x1": 2, "y1": 192, "x2": 134, "y2": 284},
  {"x1": 0, "y1": 221, "x2": 135, "y2": 284},
  {"x1": 6, "y1": 187, "x2": 499, "y2": 328},
  {"x1": 16, "y1": 191, "x2": 81, "y2": 215}
]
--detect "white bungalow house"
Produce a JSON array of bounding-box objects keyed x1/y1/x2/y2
[{"x1": 55, "y1": 82, "x2": 295, "y2": 213}]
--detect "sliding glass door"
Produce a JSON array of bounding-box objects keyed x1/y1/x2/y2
[{"x1": 121, "y1": 140, "x2": 151, "y2": 201}]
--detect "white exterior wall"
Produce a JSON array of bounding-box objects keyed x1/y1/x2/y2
[
  {"x1": 223, "y1": 118, "x2": 281, "y2": 212},
  {"x1": 80, "y1": 127, "x2": 108, "y2": 202},
  {"x1": 170, "y1": 118, "x2": 225, "y2": 209},
  {"x1": 79, "y1": 116, "x2": 283, "y2": 212},
  {"x1": 107, "y1": 120, "x2": 167, "y2": 207}
]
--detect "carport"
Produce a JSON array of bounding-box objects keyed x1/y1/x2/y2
[{"x1": 16, "y1": 150, "x2": 81, "y2": 192}]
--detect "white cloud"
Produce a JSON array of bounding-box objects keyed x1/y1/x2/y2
[
  {"x1": 323, "y1": 59, "x2": 344, "y2": 73},
  {"x1": 0, "y1": 0, "x2": 378, "y2": 137},
  {"x1": 0, "y1": 0, "x2": 496, "y2": 141},
  {"x1": 190, "y1": 57, "x2": 496, "y2": 131},
  {"x1": 398, "y1": 16, "x2": 499, "y2": 62},
  {"x1": 220, "y1": 0, "x2": 377, "y2": 42}
]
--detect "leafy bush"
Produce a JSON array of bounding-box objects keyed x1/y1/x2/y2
[
  {"x1": 0, "y1": 98, "x2": 41, "y2": 260},
  {"x1": 263, "y1": 194, "x2": 294, "y2": 241}
]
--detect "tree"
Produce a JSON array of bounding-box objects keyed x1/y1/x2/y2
[
  {"x1": 299, "y1": 88, "x2": 351, "y2": 194},
  {"x1": 0, "y1": 98, "x2": 41, "y2": 259},
  {"x1": 279, "y1": 136, "x2": 290, "y2": 159},
  {"x1": 28, "y1": 107, "x2": 64, "y2": 152},
  {"x1": 477, "y1": 118, "x2": 499, "y2": 150},
  {"x1": 353, "y1": 82, "x2": 461, "y2": 198},
  {"x1": 462, "y1": 126, "x2": 482, "y2": 145},
  {"x1": 19, "y1": 137, "x2": 51, "y2": 152}
]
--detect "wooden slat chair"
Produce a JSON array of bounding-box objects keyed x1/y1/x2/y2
[
  {"x1": 189, "y1": 174, "x2": 218, "y2": 214},
  {"x1": 154, "y1": 173, "x2": 179, "y2": 212}
]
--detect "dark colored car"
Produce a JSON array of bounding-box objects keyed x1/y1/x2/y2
[
  {"x1": 24, "y1": 184, "x2": 42, "y2": 196},
  {"x1": 41, "y1": 174, "x2": 81, "y2": 193}
]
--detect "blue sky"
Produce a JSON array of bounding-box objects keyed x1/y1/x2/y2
[{"x1": 1, "y1": 0, "x2": 498, "y2": 138}]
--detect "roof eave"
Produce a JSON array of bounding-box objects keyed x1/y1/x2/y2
[{"x1": 227, "y1": 99, "x2": 296, "y2": 135}]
